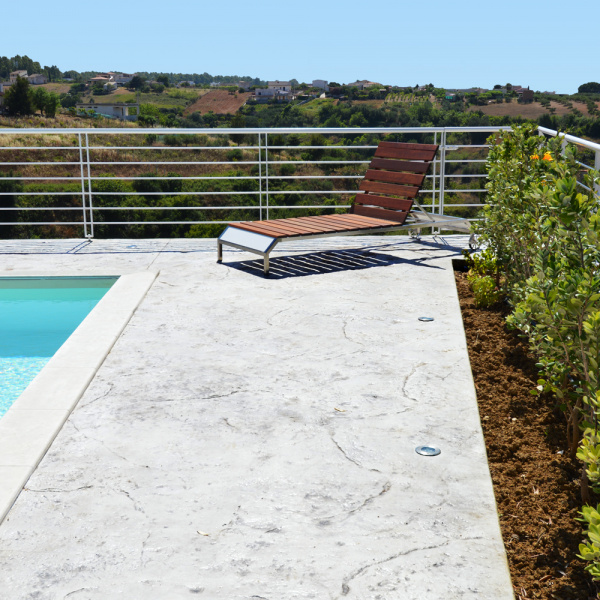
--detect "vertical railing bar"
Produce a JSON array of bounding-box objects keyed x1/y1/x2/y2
[
  {"x1": 265, "y1": 132, "x2": 269, "y2": 221},
  {"x1": 258, "y1": 133, "x2": 263, "y2": 221},
  {"x1": 85, "y1": 133, "x2": 94, "y2": 238},
  {"x1": 432, "y1": 131, "x2": 438, "y2": 216},
  {"x1": 440, "y1": 129, "x2": 446, "y2": 221},
  {"x1": 78, "y1": 133, "x2": 89, "y2": 237}
]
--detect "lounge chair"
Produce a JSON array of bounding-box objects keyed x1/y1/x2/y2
[{"x1": 217, "y1": 141, "x2": 472, "y2": 275}]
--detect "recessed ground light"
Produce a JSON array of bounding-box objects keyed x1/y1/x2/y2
[
  {"x1": 416, "y1": 445, "x2": 441, "y2": 456},
  {"x1": 418, "y1": 317, "x2": 435, "y2": 322}
]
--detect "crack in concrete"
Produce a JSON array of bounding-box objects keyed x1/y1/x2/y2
[
  {"x1": 341, "y1": 318, "x2": 366, "y2": 349},
  {"x1": 340, "y1": 540, "x2": 451, "y2": 597},
  {"x1": 348, "y1": 481, "x2": 391, "y2": 516},
  {"x1": 64, "y1": 588, "x2": 97, "y2": 597},
  {"x1": 266, "y1": 307, "x2": 290, "y2": 327},
  {"x1": 119, "y1": 488, "x2": 145, "y2": 514},
  {"x1": 80, "y1": 382, "x2": 114, "y2": 408},
  {"x1": 401, "y1": 363, "x2": 426, "y2": 403},
  {"x1": 330, "y1": 436, "x2": 380, "y2": 473},
  {"x1": 24, "y1": 485, "x2": 93, "y2": 493}
]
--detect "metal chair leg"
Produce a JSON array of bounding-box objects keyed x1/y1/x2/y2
[
  {"x1": 264, "y1": 253, "x2": 270, "y2": 276},
  {"x1": 217, "y1": 241, "x2": 223, "y2": 263}
]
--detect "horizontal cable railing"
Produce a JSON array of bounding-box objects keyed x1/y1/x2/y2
[{"x1": 0, "y1": 125, "x2": 595, "y2": 238}]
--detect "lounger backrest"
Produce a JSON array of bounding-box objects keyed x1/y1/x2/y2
[{"x1": 352, "y1": 141, "x2": 438, "y2": 224}]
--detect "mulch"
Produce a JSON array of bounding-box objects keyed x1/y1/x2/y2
[{"x1": 455, "y1": 268, "x2": 599, "y2": 600}]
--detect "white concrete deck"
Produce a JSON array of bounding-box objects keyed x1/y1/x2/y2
[{"x1": 0, "y1": 236, "x2": 513, "y2": 599}]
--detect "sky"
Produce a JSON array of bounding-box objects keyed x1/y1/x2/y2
[{"x1": 3, "y1": 0, "x2": 598, "y2": 94}]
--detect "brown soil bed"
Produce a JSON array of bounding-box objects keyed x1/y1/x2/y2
[{"x1": 454, "y1": 268, "x2": 599, "y2": 600}]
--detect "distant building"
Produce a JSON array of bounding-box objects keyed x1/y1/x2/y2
[
  {"x1": 520, "y1": 88, "x2": 534, "y2": 102},
  {"x1": 346, "y1": 80, "x2": 378, "y2": 90},
  {"x1": 110, "y1": 73, "x2": 135, "y2": 85},
  {"x1": 9, "y1": 70, "x2": 28, "y2": 83},
  {"x1": 312, "y1": 79, "x2": 329, "y2": 91},
  {"x1": 254, "y1": 88, "x2": 291, "y2": 102},
  {"x1": 268, "y1": 81, "x2": 292, "y2": 92},
  {"x1": 88, "y1": 76, "x2": 111, "y2": 86},
  {"x1": 76, "y1": 102, "x2": 139, "y2": 121},
  {"x1": 28, "y1": 74, "x2": 47, "y2": 85}
]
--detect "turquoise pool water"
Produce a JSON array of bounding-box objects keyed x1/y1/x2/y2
[{"x1": 0, "y1": 277, "x2": 117, "y2": 417}]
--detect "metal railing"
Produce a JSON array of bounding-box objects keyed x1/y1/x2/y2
[
  {"x1": 538, "y1": 126, "x2": 600, "y2": 194},
  {"x1": 0, "y1": 125, "x2": 595, "y2": 238}
]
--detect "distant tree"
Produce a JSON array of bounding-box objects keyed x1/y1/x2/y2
[
  {"x1": 62, "y1": 70, "x2": 81, "y2": 81},
  {"x1": 44, "y1": 93, "x2": 60, "y2": 118},
  {"x1": 156, "y1": 75, "x2": 170, "y2": 87},
  {"x1": 127, "y1": 75, "x2": 145, "y2": 90},
  {"x1": 329, "y1": 82, "x2": 340, "y2": 87},
  {"x1": 4, "y1": 76, "x2": 33, "y2": 116},
  {"x1": 31, "y1": 87, "x2": 50, "y2": 115},
  {"x1": 290, "y1": 78, "x2": 299, "y2": 88},
  {"x1": 506, "y1": 83, "x2": 513, "y2": 92},
  {"x1": 229, "y1": 112, "x2": 247, "y2": 145},
  {"x1": 43, "y1": 65, "x2": 62, "y2": 82},
  {"x1": 493, "y1": 84, "x2": 502, "y2": 90},
  {"x1": 578, "y1": 82, "x2": 600, "y2": 94}
]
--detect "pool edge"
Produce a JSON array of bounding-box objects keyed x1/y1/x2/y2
[{"x1": 0, "y1": 270, "x2": 158, "y2": 523}]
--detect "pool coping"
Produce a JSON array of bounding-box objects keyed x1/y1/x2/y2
[{"x1": 0, "y1": 270, "x2": 158, "y2": 523}]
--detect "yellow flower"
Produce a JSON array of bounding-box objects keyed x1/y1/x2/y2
[
  {"x1": 542, "y1": 152, "x2": 553, "y2": 161},
  {"x1": 530, "y1": 153, "x2": 539, "y2": 160}
]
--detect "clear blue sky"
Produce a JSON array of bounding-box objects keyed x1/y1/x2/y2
[{"x1": 4, "y1": 0, "x2": 598, "y2": 93}]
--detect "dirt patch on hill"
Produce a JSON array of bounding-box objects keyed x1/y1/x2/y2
[
  {"x1": 183, "y1": 90, "x2": 251, "y2": 116},
  {"x1": 455, "y1": 268, "x2": 599, "y2": 600},
  {"x1": 39, "y1": 83, "x2": 72, "y2": 94},
  {"x1": 467, "y1": 101, "x2": 591, "y2": 119}
]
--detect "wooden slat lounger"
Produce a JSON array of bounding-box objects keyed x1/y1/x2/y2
[{"x1": 217, "y1": 141, "x2": 472, "y2": 275}]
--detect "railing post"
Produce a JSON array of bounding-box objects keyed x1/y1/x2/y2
[
  {"x1": 258, "y1": 133, "x2": 263, "y2": 221},
  {"x1": 431, "y1": 131, "x2": 438, "y2": 216},
  {"x1": 77, "y1": 133, "x2": 89, "y2": 238},
  {"x1": 439, "y1": 129, "x2": 447, "y2": 219},
  {"x1": 84, "y1": 133, "x2": 94, "y2": 238},
  {"x1": 265, "y1": 132, "x2": 269, "y2": 220}
]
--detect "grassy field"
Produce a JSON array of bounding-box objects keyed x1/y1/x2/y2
[
  {"x1": 297, "y1": 97, "x2": 337, "y2": 116},
  {"x1": 77, "y1": 87, "x2": 208, "y2": 109}
]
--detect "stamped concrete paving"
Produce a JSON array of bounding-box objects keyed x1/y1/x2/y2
[{"x1": 0, "y1": 236, "x2": 513, "y2": 599}]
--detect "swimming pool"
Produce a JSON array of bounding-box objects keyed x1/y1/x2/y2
[{"x1": 0, "y1": 277, "x2": 117, "y2": 417}]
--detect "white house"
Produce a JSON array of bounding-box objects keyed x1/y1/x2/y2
[
  {"x1": 9, "y1": 70, "x2": 28, "y2": 83},
  {"x1": 28, "y1": 74, "x2": 48, "y2": 85},
  {"x1": 267, "y1": 81, "x2": 292, "y2": 92},
  {"x1": 347, "y1": 80, "x2": 378, "y2": 90},
  {"x1": 76, "y1": 102, "x2": 139, "y2": 121},
  {"x1": 312, "y1": 79, "x2": 329, "y2": 91},
  {"x1": 255, "y1": 88, "x2": 277, "y2": 98},
  {"x1": 111, "y1": 73, "x2": 135, "y2": 85}
]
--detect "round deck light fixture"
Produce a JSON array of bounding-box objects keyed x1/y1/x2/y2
[
  {"x1": 418, "y1": 317, "x2": 435, "y2": 322},
  {"x1": 415, "y1": 445, "x2": 441, "y2": 456}
]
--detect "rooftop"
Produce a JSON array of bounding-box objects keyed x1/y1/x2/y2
[{"x1": 0, "y1": 235, "x2": 512, "y2": 599}]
